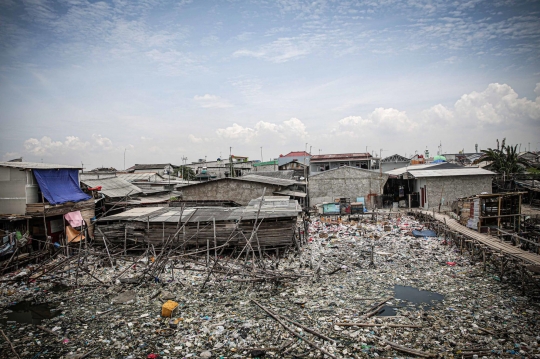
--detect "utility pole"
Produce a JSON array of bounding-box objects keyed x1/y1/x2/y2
[
  {"x1": 123, "y1": 148, "x2": 126, "y2": 170},
  {"x1": 379, "y1": 149, "x2": 384, "y2": 177},
  {"x1": 261, "y1": 147, "x2": 263, "y2": 162}
]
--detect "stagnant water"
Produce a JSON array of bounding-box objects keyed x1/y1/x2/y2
[
  {"x1": 377, "y1": 285, "x2": 444, "y2": 316},
  {"x1": 1, "y1": 301, "x2": 61, "y2": 325}
]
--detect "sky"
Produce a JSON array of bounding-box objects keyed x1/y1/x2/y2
[{"x1": 1, "y1": 0, "x2": 539, "y2": 170}]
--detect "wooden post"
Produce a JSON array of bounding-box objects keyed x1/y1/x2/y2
[
  {"x1": 497, "y1": 195, "x2": 502, "y2": 229},
  {"x1": 213, "y1": 217, "x2": 217, "y2": 262},
  {"x1": 124, "y1": 226, "x2": 127, "y2": 256}
]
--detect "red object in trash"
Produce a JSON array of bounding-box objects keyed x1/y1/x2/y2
[
  {"x1": 446, "y1": 262, "x2": 456, "y2": 266},
  {"x1": 147, "y1": 354, "x2": 160, "y2": 359},
  {"x1": 88, "y1": 186, "x2": 102, "y2": 191}
]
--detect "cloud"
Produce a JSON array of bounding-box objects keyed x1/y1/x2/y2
[
  {"x1": 336, "y1": 82, "x2": 540, "y2": 137},
  {"x1": 336, "y1": 107, "x2": 416, "y2": 136},
  {"x1": 193, "y1": 94, "x2": 233, "y2": 108},
  {"x1": 216, "y1": 118, "x2": 308, "y2": 144},
  {"x1": 232, "y1": 34, "x2": 326, "y2": 63},
  {"x1": 22, "y1": 134, "x2": 115, "y2": 157},
  {"x1": 453, "y1": 83, "x2": 540, "y2": 125},
  {"x1": 188, "y1": 134, "x2": 209, "y2": 143}
]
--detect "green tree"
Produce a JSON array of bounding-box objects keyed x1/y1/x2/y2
[
  {"x1": 473, "y1": 138, "x2": 531, "y2": 175},
  {"x1": 174, "y1": 166, "x2": 196, "y2": 180}
]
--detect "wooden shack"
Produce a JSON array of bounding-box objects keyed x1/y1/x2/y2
[{"x1": 95, "y1": 197, "x2": 302, "y2": 251}]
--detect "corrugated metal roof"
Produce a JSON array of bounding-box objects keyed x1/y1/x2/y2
[
  {"x1": 0, "y1": 161, "x2": 81, "y2": 170},
  {"x1": 385, "y1": 163, "x2": 439, "y2": 175},
  {"x1": 239, "y1": 174, "x2": 300, "y2": 186},
  {"x1": 274, "y1": 190, "x2": 307, "y2": 198},
  {"x1": 81, "y1": 177, "x2": 143, "y2": 198},
  {"x1": 98, "y1": 198, "x2": 301, "y2": 223},
  {"x1": 311, "y1": 153, "x2": 371, "y2": 162},
  {"x1": 117, "y1": 172, "x2": 163, "y2": 182},
  {"x1": 407, "y1": 168, "x2": 495, "y2": 178},
  {"x1": 309, "y1": 166, "x2": 383, "y2": 178},
  {"x1": 280, "y1": 151, "x2": 311, "y2": 157}
]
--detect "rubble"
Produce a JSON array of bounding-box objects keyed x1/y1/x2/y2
[{"x1": 1, "y1": 212, "x2": 539, "y2": 358}]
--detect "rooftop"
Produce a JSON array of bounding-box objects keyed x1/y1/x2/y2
[
  {"x1": 253, "y1": 159, "x2": 278, "y2": 167},
  {"x1": 80, "y1": 177, "x2": 143, "y2": 198},
  {"x1": 310, "y1": 153, "x2": 372, "y2": 162},
  {"x1": 0, "y1": 161, "x2": 82, "y2": 170},
  {"x1": 279, "y1": 151, "x2": 311, "y2": 157}
]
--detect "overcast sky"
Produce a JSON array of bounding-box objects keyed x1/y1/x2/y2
[{"x1": 1, "y1": 0, "x2": 539, "y2": 169}]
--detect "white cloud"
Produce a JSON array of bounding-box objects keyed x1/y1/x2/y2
[
  {"x1": 188, "y1": 134, "x2": 209, "y2": 143},
  {"x1": 193, "y1": 94, "x2": 233, "y2": 108},
  {"x1": 336, "y1": 107, "x2": 416, "y2": 136},
  {"x1": 453, "y1": 83, "x2": 540, "y2": 125},
  {"x1": 336, "y1": 83, "x2": 540, "y2": 138},
  {"x1": 22, "y1": 134, "x2": 115, "y2": 157},
  {"x1": 232, "y1": 34, "x2": 326, "y2": 63},
  {"x1": 216, "y1": 118, "x2": 308, "y2": 144}
]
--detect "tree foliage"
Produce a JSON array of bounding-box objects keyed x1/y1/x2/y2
[
  {"x1": 174, "y1": 165, "x2": 196, "y2": 180},
  {"x1": 473, "y1": 138, "x2": 531, "y2": 175}
]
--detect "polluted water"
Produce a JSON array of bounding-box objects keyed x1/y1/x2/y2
[
  {"x1": 1, "y1": 301, "x2": 60, "y2": 325},
  {"x1": 377, "y1": 285, "x2": 445, "y2": 316}
]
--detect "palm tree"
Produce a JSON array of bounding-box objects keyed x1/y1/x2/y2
[{"x1": 473, "y1": 139, "x2": 531, "y2": 175}]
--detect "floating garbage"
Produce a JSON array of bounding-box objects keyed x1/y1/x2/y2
[{"x1": 0, "y1": 212, "x2": 538, "y2": 358}]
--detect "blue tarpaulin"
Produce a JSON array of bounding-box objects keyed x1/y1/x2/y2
[{"x1": 33, "y1": 169, "x2": 91, "y2": 205}]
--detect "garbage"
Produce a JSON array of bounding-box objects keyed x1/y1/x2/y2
[
  {"x1": 161, "y1": 300, "x2": 178, "y2": 317},
  {"x1": 0, "y1": 211, "x2": 538, "y2": 358}
]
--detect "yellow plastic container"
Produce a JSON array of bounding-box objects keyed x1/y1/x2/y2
[{"x1": 161, "y1": 300, "x2": 178, "y2": 317}]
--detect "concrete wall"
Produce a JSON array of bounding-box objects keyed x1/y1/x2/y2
[
  {"x1": 253, "y1": 164, "x2": 278, "y2": 172},
  {"x1": 422, "y1": 175, "x2": 492, "y2": 209},
  {"x1": 179, "y1": 179, "x2": 283, "y2": 205},
  {"x1": 308, "y1": 167, "x2": 388, "y2": 206},
  {"x1": 0, "y1": 167, "x2": 33, "y2": 215}
]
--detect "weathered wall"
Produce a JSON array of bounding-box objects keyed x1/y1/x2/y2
[
  {"x1": 253, "y1": 164, "x2": 277, "y2": 172},
  {"x1": 0, "y1": 167, "x2": 28, "y2": 215},
  {"x1": 425, "y1": 175, "x2": 492, "y2": 209},
  {"x1": 309, "y1": 167, "x2": 388, "y2": 206},
  {"x1": 179, "y1": 179, "x2": 282, "y2": 205}
]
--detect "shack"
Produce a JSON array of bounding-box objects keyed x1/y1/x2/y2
[
  {"x1": 308, "y1": 166, "x2": 388, "y2": 208},
  {"x1": 0, "y1": 161, "x2": 94, "y2": 267},
  {"x1": 178, "y1": 176, "x2": 306, "y2": 206},
  {"x1": 385, "y1": 163, "x2": 494, "y2": 209},
  {"x1": 95, "y1": 197, "x2": 302, "y2": 250}
]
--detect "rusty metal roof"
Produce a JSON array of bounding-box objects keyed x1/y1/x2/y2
[{"x1": 310, "y1": 153, "x2": 372, "y2": 162}]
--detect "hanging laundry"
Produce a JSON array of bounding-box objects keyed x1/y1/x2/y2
[
  {"x1": 66, "y1": 225, "x2": 85, "y2": 243},
  {"x1": 64, "y1": 211, "x2": 84, "y2": 228}
]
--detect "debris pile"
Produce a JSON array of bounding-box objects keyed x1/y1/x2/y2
[{"x1": 1, "y1": 214, "x2": 539, "y2": 358}]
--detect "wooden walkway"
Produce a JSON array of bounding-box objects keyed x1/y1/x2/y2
[{"x1": 418, "y1": 210, "x2": 540, "y2": 267}]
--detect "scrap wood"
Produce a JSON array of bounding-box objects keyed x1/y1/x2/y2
[
  {"x1": 36, "y1": 325, "x2": 67, "y2": 339},
  {"x1": 277, "y1": 314, "x2": 336, "y2": 343},
  {"x1": 335, "y1": 322, "x2": 422, "y2": 328},
  {"x1": 0, "y1": 328, "x2": 20, "y2": 359},
  {"x1": 372, "y1": 336, "x2": 435, "y2": 358},
  {"x1": 361, "y1": 296, "x2": 393, "y2": 319},
  {"x1": 251, "y1": 299, "x2": 338, "y2": 359}
]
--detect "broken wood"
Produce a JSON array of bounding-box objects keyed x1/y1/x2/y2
[
  {"x1": 0, "y1": 329, "x2": 20, "y2": 359},
  {"x1": 373, "y1": 336, "x2": 434, "y2": 358},
  {"x1": 277, "y1": 314, "x2": 336, "y2": 343},
  {"x1": 335, "y1": 323, "x2": 422, "y2": 328},
  {"x1": 251, "y1": 299, "x2": 338, "y2": 359}
]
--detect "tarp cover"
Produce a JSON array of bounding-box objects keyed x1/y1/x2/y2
[
  {"x1": 412, "y1": 229, "x2": 437, "y2": 238},
  {"x1": 33, "y1": 169, "x2": 91, "y2": 205}
]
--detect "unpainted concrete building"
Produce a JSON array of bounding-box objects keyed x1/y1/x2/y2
[
  {"x1": 308, "y1": 166, "x2": 388, "y2": 207},
  {"x1": 179, "y1": 176, "x2": 305, "y2": 206}
]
